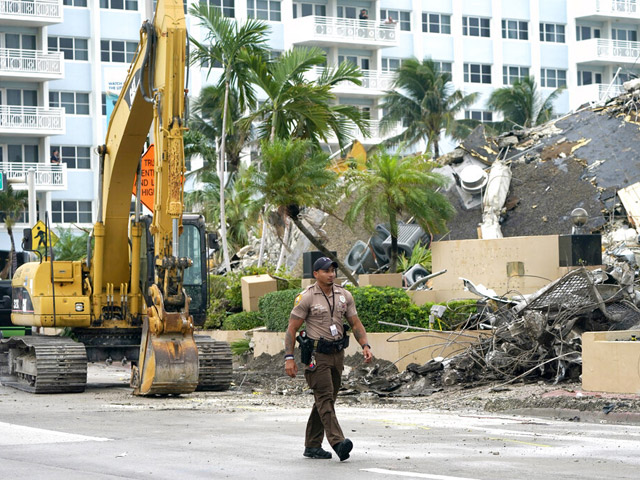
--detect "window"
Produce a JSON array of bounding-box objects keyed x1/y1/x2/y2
[
  {"x1": 612, "y1": 28, "x2": 638, "y2": 42},
  {"x1": 48, "y1": 36, "x2": 89, "y2": 61},
  {"x1": 5, "y1": 33, "x2": 36, "y2": 50},
  {"x1": 381, "y1": 57, "x2": 402, "y2": 71},
  {"x1": 422, "y1": 13, "x2": 451, "y2": 34},
  {"x1": 465, "y1": 110, "x2": 493, "y2": 123},
  {"x1": 100, "y1": 0, "x2": 138, "y2": 10},
  {"x1": 338, "y1": 55, "x2": 370, "y2": 70},
  {"x1": 503, "y1": 65, "x2": 529, "y2": 85},
  {"x1": 50, "y1": 145, "x2": 91, "y2": 169},
  {"x1": 247, "y1": 0, "x2": 281, "y2": 20},
  {"x1": 337, "y1": 6, "x2": 356, "y2": 18},
  {"x1": 433, "y1": 61, "x2": 452, "y2": 74},
  {"x1": 539, "y1": 23, "x2": 565, "y2": 43},
  {"x1": 576, "y1": 25, "x2": 600, "y2": 41},
  {"x1": 201, "y1": 0, "x2": 234, "y2": 18},
  {"x1": 540, "y1": 68, "x2": 567, "y2": 88},
  {"x1": 463, "y1": 16, "x2": 490, "y2": 37},
  {"x1": 502, "y1": 19, "x2": 528, "y2": 40},
  {"x1": 0, "y1": 206, "x2": 27, "y2": 224},
  {"x1": 52, "y1": 201, "x2": 93, "y2": 224},
  {"x1": 380, "y1": 9, "x2": 411, "y2": 31},
  {"x1": 101, "y1": 40, "x2": 137, "y2": 63},
  {"x1": 292, "y1": 2, "x2": 325, "y2": 18},
  {"x1": 464, "y1": 63, "x2": 491, "y2": 83},
  {"x1": 49, "y1": 91, "x2": 90, "y2": 115},
  {"x1": 577, "y1": 71, "x2": 602, "y2": 86},
  {"x1": 7, "y1": 89, "x2": 37, "y2": 106},
  {"x1": 63, "y1": 0, "x2": 87, "y2": 6},
  {"x1": 6, "y1": 144, "x2": 38, "y2": 163}
]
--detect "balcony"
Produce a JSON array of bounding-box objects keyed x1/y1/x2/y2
[
  {"x1": 574, "y1": 38, "x2": 640, "y2": 65},
  {"x1": 0, "y1": 105, "x2": 65, "y2": 136},
  {"x1": 290, "y1": 16, "x2": 399, "y2": 49},
  {"x1": 0, "y1": 162, "x2": 67, "y2": 191},
  {"x1": 310, "y1": 67, "x2": 395, "y2": 96},
  {"x1": 572, "y1": 83, "x2": 626, "y2": 109},
  {"x1": 574, "y1": 0, "x2": 640, "y2": 20},
  {"x1": 0, "y1": 0, "x2": 62, "y2": 26},
  {"x1": 0, "y1": 48, "x2": 64, "y2": 81}
]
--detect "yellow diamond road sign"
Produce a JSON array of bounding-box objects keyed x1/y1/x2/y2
[{"x1": 32, "y1": 220, "x2": 59, "y2": 249}]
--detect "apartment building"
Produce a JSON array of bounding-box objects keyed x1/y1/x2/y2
[{"x1": 0, "y1": 0, "x2": 639, "y2": 250}]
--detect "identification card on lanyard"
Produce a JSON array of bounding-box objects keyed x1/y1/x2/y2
[{"x1": 330, "y1": 324, "x2": 339, "y2": 337}]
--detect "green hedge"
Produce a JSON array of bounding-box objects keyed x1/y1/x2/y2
[
  {"x1": 259, "y1": 289, "x2": 301, "y2": 332},
  {"x1": 256, "y1": 285, "x2": 478, "y2": 332},
  {"x1": 205, "y1": 267, "x2": 301, "y2": 329},
  {"x1": 222, "y1": 311, "x2": 265, "y2": 330}
]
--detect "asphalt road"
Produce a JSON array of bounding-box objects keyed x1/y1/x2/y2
[{"x1": 1, "y1": 365, "x2": 639, "y2": 480}]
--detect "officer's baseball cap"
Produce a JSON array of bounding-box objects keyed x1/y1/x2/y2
[{"x1": 313, "y1": 257, "x2": 338, "y2": 271}]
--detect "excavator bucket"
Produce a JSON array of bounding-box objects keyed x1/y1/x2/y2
[{"x1": 131, "y1": 308, "x2": 199, "y2": 396}]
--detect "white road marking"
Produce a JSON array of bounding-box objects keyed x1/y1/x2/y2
[
  {"x1": 0, "y1": 422, "x2": 110, "y2": 446},
  {"x1": 361, "y1": 468, "x2": 480, "y2": 480}
]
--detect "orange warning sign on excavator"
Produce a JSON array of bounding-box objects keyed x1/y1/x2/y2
[{"x1": 133, "y1": 145, "x2": 154, "y2": 211}]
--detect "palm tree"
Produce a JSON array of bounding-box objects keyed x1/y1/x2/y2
[
  {"x1": 54, "y1": 227, "x2": 89, "y2": 261},
  {"x1": 243, "y1": 46, "x2": 369, "y2": 147},
  {"x1": 344, "y1": 152, "x2": 455, "y2": 273},
  {"x1": 487, "y1": 76, "x2": 563, "y2": 131},
  {"x1": 189, "y1": 4, "x2": 269, "y2": 272},
  {"x1": 189, "y1": 84, "x2": 252, "y2": 176},
  {"x1": 379, "y1": 58, "x2": 478, "y2": 158},
  {"x1": 0, "y1": 185, "x2": 28, "y2": 278},
  {"x1": 250, "y1": 138, "x2": 359, "y2": 285}
]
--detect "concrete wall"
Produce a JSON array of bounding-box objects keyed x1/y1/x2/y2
[
  {"x1": 582, "y1": 331, "x2": 640, "y2": 394},
  {"x1": 427, "y1": 235, "x2": 576, "y2": 300},
  {"x1": 202, "y1": 330, "x2": 487, "y2": 372}
]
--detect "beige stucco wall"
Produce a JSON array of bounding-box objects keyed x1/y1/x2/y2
[
  {"x1": 246, "y1": 330, "x2": 486, "y2": 371},
  {"x1": 582, "y1": 331, "x2": 640, "y2": 394},
  {"x1": 429, "y1": 235, "x2": 569, "y2": 299}
]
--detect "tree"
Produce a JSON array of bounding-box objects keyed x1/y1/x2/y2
[
  {"x1": 344, "y1": 151, "x2": 455, "y2": 273},
  {"x1": 54, "y1": 227, "x2": 89, "y2": 261},
  {"x1": 189, "y1": 4, "x2": 269, "y2": 273},
  {"x1": 244, "y1": 46, "x2": 369, "y2": 147},
  {"x1": 379, "y1": 58, "x2": 478, "y2": 158},
  {"x1": 250, "y1": 138, "x2": 359, "y2": 285},
  {"x1": 487, "y1": 76, "x2": 563, "y2": 131},
  {"x1": 0, "y1": 185, "x2": 28, "y2": 278}
]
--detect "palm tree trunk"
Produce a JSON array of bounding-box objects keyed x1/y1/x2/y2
[
  {"x1": 275, "y1": 216, "x2": 290, "y2": 271},
  {"x1": 290, "y1": 214, "x2": 359, "y2": 286},
  {"x1": 7, "y1": 224, "x2": 16, "y2": 278},
  {"x1": 218, "y1": 77, "x2": 232, "y2": 273},
  {"x1": 388, "y1": 211, "x2": 399, "y2": 273},
  {"x1": 257, "y1": 203, "x2": 268, "y2": 268},
  {"x1": 433, "y1": 139, "x2": 440, "y2": 159}
]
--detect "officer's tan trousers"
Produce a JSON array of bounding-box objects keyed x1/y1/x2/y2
[{"x1": 304, "y1": 350, "x2": 345, "y2": 447}]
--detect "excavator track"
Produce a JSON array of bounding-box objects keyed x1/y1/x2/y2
[
  {"x1": 0, "y1": 335, "x2": 87, "y2": 394},
  {"x1": 194, "y1": 335, "x2": 232, "y2": 391}
]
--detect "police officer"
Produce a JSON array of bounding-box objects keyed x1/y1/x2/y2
[{"x1": 285, "y1": 256, "x2": 373, "y2": 461}]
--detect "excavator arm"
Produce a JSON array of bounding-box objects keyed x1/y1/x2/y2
[{"x1": 96, "y1": 0, "x2": 197, "y2": 395}]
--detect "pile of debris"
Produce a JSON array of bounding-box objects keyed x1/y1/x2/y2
[{"x1": 341, "y1": 265, "x2": 640, "y2": 397}]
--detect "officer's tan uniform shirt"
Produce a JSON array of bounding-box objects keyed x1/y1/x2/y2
[{"x1": 290, "y1": 283, "x2": 357, "y2": 340}]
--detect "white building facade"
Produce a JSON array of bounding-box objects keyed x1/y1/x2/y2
[{"x1": 0, "y1": 0, "x2": 638, "y2": 249}]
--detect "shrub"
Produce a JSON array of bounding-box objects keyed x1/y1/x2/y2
[
  {"x1": 259, "y1": 288, "x2": 302, "y2": 332},
  {"x1": 230, "y1": 338, "x2": 252, "y2": 356},
  {"x1": 346, "y1": 286, "x2": 423, "y2": 333},
  {"x1": 222, "y1": 311, "x2": 265, "y2": 330}
]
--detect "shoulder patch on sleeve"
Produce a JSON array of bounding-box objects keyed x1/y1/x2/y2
[{"x1": 294, "y1": 294, "x2": 303, "y2": 306}]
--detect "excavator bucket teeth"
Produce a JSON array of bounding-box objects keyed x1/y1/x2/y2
[{"x1": 132, "y1": 322, "x2": 199, "y2": 396}]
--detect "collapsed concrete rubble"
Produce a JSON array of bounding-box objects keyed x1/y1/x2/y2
[{"x1": 340, "y1": 265, "x2": 640, "y2": 397}]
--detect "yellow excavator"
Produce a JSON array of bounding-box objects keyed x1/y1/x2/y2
[{"x1": 0, "y1": 0, "x2": 231, "y2": 395}]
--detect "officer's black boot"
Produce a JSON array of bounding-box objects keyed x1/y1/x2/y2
[{"x1": 332, "y1": 438, "x2": 353, "y2": 461}]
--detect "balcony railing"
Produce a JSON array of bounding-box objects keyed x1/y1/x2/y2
[
  {"x1": 575, "y1": 0, "x2": 640, "y2": 18},
  {"x1": 0, "y1": 0, "x2": 62, "y2": 24},
  {"x1": 291, "y1": 16, "x2": 398, "y2": 48},
  {"x1": 575, "y1": 38, "x2": 640, "y2": 64},
  {"x1": 0, "y1": 48, "x2": 64, "y2": 79},
  {"x1": 0, "y1": 105, "x2": 65, "y2": 135},
  {"x1": 311, "y1": 67, "x2": 395, "y2": 93},
  {"x1": 0, "y1": 162, "x2": 67, "y2": 191},
  {"x1": 571, "y1": 83, "x2": 625, "y2": 109}
]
